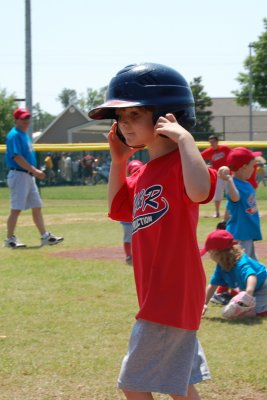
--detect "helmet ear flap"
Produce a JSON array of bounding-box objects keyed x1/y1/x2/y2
[
  {"x1": 153, "y1": 108, "x2": 196, "y2": 131},
  {"x1": 175, "y1": 109, "x2": 196, "y2": 131}
]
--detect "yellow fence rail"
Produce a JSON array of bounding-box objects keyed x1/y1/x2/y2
[{"x1": 0, "y1": 141, "x2": 267, "y2": 153}]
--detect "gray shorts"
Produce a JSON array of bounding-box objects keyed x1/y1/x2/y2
[
  {"x1": 240, "y1": 240, "x2": 257, "y2": 260},
  {"x1": 118, "y1": 319, "x2": 210, "y2": 396},
  {"x1": 121, "y1": 223, "x2": 132, "y2": 243},
  {"x1": 7, "y1": 170, "x2": 42, "y2": 210}
]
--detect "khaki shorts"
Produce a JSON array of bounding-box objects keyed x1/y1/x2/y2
[{"x1": 8, "y1": 170, "x2": 42, "y2": 210}]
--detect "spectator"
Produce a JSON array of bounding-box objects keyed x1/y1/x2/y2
[
  {"x1": 4, "y1": 108, "x2": 64, "y2": 248},
  {"x1": 81, "y1": 154, "x2": 95, "y2": 185}
]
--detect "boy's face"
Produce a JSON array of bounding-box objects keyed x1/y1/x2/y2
[{"x1": 115, "y1": 107, "x2": 154, "y2": 147}]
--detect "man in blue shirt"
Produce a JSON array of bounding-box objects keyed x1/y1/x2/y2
[{"x1": 4, "y1": 108, "x2": 64, "y2": 248}]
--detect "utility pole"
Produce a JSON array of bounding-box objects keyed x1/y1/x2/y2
[
  {"x1": 248, "y1": 43, "x2": 254, "y2": 141},
  {"x1": 25, "y1": 0, "x2": 33, "y2": 138}
]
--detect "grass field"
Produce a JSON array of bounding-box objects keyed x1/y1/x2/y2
[{"x1": 0, "y1": 184, "x2": 267, "y2": 400}]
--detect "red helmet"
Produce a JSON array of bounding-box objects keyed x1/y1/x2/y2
[{"x1": 127, "y1": 160, "x2": 143, "y2": 175}]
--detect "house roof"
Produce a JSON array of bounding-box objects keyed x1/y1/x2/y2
[{"x1": 35, "y1": 104, "x2": 90, "y2": 143}]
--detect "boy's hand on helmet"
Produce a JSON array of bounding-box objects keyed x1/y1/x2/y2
[
  {"x1": 108, "y1": 122, "x2": 137, "y2": 163},
  {"x1": 155, "y1": 113, "x2": 190, "y2": 143}
]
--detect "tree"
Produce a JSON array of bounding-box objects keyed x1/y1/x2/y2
[
  {"x1": 0, "y1": 89, "x2": 16, "y2": 144},
  {"x1": 56, "y1": 87, "x2": 107, "y2": 113},
  {"x1": 190, "y1": 77, "x2": 214, "y2": 135},
  {"x1": 233, "y1": 18, "x2": 267, "y2": 108},
  {"x1": 78, "y1": 86, "x2": 107, "y2": 112},
  {"x1": 57, "y1": 88, "x2": 78, "y2": 108},
  {"x1": 32, "y1": 103, "x2": 55, "y2": 132}
]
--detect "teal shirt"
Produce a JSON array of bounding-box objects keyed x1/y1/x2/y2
[
  {"x1": 5, "y1": 127, "x2": 37, "y2": 169},
  {"x1": 226, "y1": 177, "x2": 262, "y2": 241},
  {"x1": 210, "y1": 253, "x2": 267, "y2": 291}
]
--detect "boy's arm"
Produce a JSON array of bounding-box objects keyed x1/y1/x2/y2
[
  {"x1": 218, "y1": 166, "x2": 240, "y2": 202},
  {"x1": 246, "y1": 275, "x2": 257, "y2": 296},
  {"x1": 155, "y1": 114, "x2": 211, "y2": 202},
  {"x1": 202, "y1": 284, "x2": 217, "y2": 315}
]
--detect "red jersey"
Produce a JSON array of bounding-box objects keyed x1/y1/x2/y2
[
  {"x1": 109, "y1": 150, "x2": 217, "y2": 330},
  {"x1": 201, "y1": 145, "x2": 231, "y2": 170}
]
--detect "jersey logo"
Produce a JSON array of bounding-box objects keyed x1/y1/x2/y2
[
  {"x1": 212, "y1": 152, "x2": 225, "y2": 161},
  {"x1": 132, "y1": 185, "x2": 169, "y2": 234},
  {"x1": 246, "y1": 193, "x2": 258, "y2": 215}
]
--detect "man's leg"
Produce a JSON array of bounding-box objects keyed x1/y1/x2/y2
[
  {"x1": 31, "y1": 208, "x2": 46, "y2": 236},
  {"x1": 7, "y1": 209, "x2": 21, "y2": 237}
]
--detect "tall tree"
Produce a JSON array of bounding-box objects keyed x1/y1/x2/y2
[
  {"x1": 0, "y1": 89, "x2": 16, "y2": 144},
  {"x1": 57, "y1": 87, "x2": 107, "y2": 112},
  {"x1": 233, "y1": 18, "x2": 267, "y2": 108},
  {"x1": 78, "y1": 86, "x2": 107, "y2": 112},
  {"x1": 190, "y1": 77, "x2": 214, "y2": 135},
  {"x1": 57, "y1": 88, "x2": 78, "y2": 108}
]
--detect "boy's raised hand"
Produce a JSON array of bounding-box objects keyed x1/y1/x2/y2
[
  {"x1": 108, "y1": 122, "x2": 137, "y2": 164},
  {"x1": 218, "y1": 166, "x2": 231, "y2": 181},
  {"x1": 154, "y1": 113, "x2": 190, "y2": 143}
]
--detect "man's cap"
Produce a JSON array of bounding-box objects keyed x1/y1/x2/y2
[
  {"x1": 13, "y1": 108, "x2": 31, "y2": 120},
  {"x1": 226, "y1": 147, "x2": 262, "y2": 171},
  {"x1": 200, "y1": 230, "x2": 238, "y2": 256},
  {"x1": 127, "y1": 160, "x2": 143, "y2": 176}
]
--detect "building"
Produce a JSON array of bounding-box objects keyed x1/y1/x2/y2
[
  {"x1": 34, "y1": 99, "x2": 267, "y2": 144},
  {"x1": 208, "y1": 98, "x2": 267, "y2": 141},
  {"x1": 35, "y1": 104, "x2": 111, "y2": 144}
]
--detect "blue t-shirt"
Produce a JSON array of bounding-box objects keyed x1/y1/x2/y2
[
  {"x1": 5, "y1": 127, "x2": 37, "y2": 168},
  {"x1": 226, "y1": 177, "x2": 262, "y2": 241},
  {"x1": 210, "y1": 253, "x2": 267, "y2": 291}
]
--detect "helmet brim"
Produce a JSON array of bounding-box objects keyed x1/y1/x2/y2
[{"x1": 88, "y1": 99, "x2": 143, "y2": 120}]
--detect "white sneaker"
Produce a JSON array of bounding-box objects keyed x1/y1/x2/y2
[
  {"x1": 41, "y1": 232, "x2": 64, "y2": 246},
  {"x1": 3, "y1": 236, "x2": 26, "y2": 248}
]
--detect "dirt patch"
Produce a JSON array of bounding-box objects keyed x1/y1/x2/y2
[{"x1": 54, "y1": 242, "x2": 267, "y2": 261}]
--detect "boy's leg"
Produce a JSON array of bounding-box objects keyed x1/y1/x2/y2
[
  {"x1": 170, "y1": 384, "x2": 200, "y2": 400},
  {"x1": 123, "y1": 391, "x2": 154, "y2": 399}
]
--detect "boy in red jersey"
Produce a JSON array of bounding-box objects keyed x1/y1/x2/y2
[
  {"x1": 89, "y1": 63, "x2": 217, "y2": 400},
  {"x1": 201, "y1": 135, "x2": 231, "y2": 218}
]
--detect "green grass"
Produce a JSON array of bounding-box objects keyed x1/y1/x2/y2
[{"x1": 0, "y1": 185, "x2": 267, "y2": 399}]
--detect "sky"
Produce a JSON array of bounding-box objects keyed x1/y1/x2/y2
[{"x1": 0, "y1": 0, "x2": 266, "y2": 116}]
